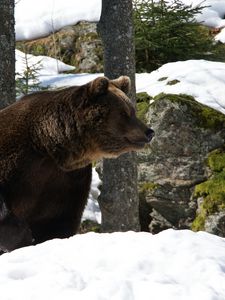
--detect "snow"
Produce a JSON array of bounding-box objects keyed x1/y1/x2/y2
[
  {"x1": 16, "y1": 49, "x2": 75, "y2": 76},
  {"x1": 15, "y1": 0, "x2": 102, "y2": 41},
  {"x1": 187, "y1": 0, "x2": 225, "y2": 43},
  {"x1": 180, "y1": 0, "x2": 225, "y2": 28},
  {"x1": 215, "y1": 30, "x2": 225, "y2": 43},
  {"x1": 82, "y1": 168, "x2": 102, "y2": 224},
  {"x1": 1, "y1": 229, "x2": 225, "y2": 300},
  {"x1": 15, "y1": 0, "x2": 225, "y2": 42}
]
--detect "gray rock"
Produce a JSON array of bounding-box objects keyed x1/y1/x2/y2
[
  {"x1": 16, "y1": 22, "x2": 103, "y2": 73},
  {"x1": 205, "y1": 212, "x2": 225, "y2": 237},
  {"x1": 138, "y1": 93, "x2": 225, "y2": 233},
  {"x1": 149, "y1": 209, "x2": 174, "y2": 233}
]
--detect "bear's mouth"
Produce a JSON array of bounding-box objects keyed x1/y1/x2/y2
[{"x1": 125, "y1": 137, "x2": 147, "y2": 149}]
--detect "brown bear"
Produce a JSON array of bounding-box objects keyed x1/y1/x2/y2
[{"x1": 0, "y1": 76, "x2": 154, "y2": 253}]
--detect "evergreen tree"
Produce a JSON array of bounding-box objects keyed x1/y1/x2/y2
[
  {"x1": 16, "y1": 51, "x2": 42, "y2": 96},
  {"x1": 133, "y1": 0, "x2": 224, "y2": 72}
]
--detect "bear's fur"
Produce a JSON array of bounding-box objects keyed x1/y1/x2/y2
[
  {"x1": 0, "y1": 195, "x2": 33, "y2": 253},
  {"x1": 0, "y1": 76, "x2": 154, "y2": 252}
]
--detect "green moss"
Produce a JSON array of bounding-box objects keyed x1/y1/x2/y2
[
  {"x1": 136, "y1": 102, "x2": 149, "y2": 122},
  {"x1": 207, "y1": 148, "x2": 225, "y2": 172},
  {"x1": 166, "y1": 79, "x2": 180, "y2": 85},
  {"x1": 153, "y1": 93, "x2": 225, "y2": 131},
  {"x1": 191, "y1": 213, "x2": 206, "y2": 231},
  {"x1": 153, "y1": 93, "x2": 194, "y2": 103},
  {"x1": 136, "y1": 92, "x2": 152, "y2": 103},
  {"x1": 136, "y1": 92, "x2": 152, "y2": 122},
  {"x1": 139, "y1": 182, "x2": 159, "y2": 194},
  {"x1": 195, "y1": 172, "x2": 225, "y2": 214},
  {"x1": 16, "y1": 41, "x2": 48, "y2": 56},
  {"x1": 31, "y1": 44, "x2": 46, "y2": 56},
  {"x1": 77, "y1": 32, "x2": 98, "y2": 43},
  {"x1": 192, "y1": 148, "x2": 225, "y2": 231},
  {"x1": 79, "y1": 220, "x2": 101, "y2": 233}
]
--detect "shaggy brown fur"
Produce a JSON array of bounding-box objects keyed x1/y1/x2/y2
[{"x1": 0, "y1": 76, "x2": 154, "y2": 252}]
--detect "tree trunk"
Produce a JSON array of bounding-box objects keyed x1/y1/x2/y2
[
  {"x1": 97, "y1": 0, "x2": 140, "y2": 232},
  {"x1": 0, "y1": 0, "x2": 15, "y2": 109}
]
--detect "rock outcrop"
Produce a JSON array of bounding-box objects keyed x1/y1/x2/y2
[
  {"x1": 138, "y1": 93, "x2": 225, "y2": 235},
  {"x1": 16, "y1": 22, "x2": 103, "y2": 73}
]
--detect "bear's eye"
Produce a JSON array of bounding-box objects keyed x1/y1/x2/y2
[{"x1": 120, "y1": 111, "x2": 129, "y2": 118}]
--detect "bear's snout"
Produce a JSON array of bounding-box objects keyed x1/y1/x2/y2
[{"x1": 145, "y1": 128, "x2": 155, "y2": 142}]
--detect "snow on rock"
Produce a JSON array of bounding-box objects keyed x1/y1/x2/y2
[
  {"x1": 136, "y1": 59, "x2": 225, "y2": 114},
  {"x1": 16, "y1": 49, "x2": 75, "y2": 76},
  {"x1": 0, "y1": 229, "x2": 225, "y2": 300},
  {"x1": 15, "y1": 0, "x2": 102, "y2": 41}
]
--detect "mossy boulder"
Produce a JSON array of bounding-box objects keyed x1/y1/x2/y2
[
  {"x1": 192, "y1": 147, "x2": 225, "y2": 236},
  {"x1": 137, "y1": 93, "x2": 225, "y2": 234},
  {"x1": 16, "y1": 21, "x2": 103, "y2": 73}
]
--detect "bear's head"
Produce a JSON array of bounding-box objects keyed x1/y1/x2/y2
[{"x1": 74, "y1": 76, "x2": 154, "y2": 163}]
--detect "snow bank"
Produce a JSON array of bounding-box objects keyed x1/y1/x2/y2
[
  {"x1": 15, "y1": 0, "x2": 102, "y2": 41},
  {"x1": 16, "y1": 49, "x2": 75, "y2": 76},
  {"x1": 15, "y1": 0, "x2": 225, "y2": 43},
  {"x1": 1, "y1": 230, "x2": 225, "y2": 300}
]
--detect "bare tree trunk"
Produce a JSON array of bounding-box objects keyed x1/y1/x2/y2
[
  {"x1": 0, "y1": 0, "x2": 15, "y2": 108},
  {"x1": 97, "y1": 0, "x2": 140, "y2": 232}
]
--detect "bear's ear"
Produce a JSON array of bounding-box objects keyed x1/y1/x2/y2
[
  {"x1": 89, "y1": 76, "x2": 109, "y2": 97},
  {"x1": 110, "y1": 76, "x2": 131, "y2": 95}
]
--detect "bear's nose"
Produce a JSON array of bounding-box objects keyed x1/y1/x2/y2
[{"x1": 145, "y1": 128, "x2": 155, "y2": 142}]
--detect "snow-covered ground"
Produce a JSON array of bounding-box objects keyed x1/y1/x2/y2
[
  {"x1": 1, "y1": 229, "x2": 225, "y2": 300},
  {"x1": 2, "y1": 1, "x2": 224, "y2": 299}
]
